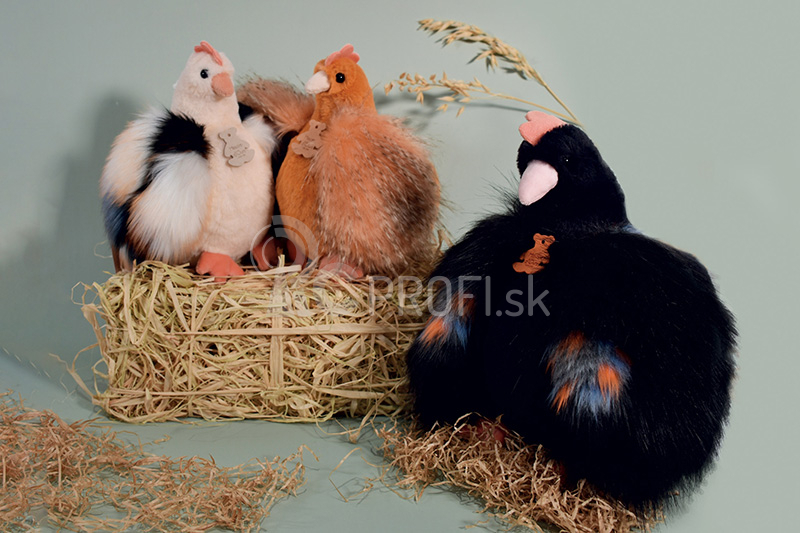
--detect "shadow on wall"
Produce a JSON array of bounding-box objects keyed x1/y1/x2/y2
[
  {"x1": 0, "y1": 95, "x2": 138, "y2": 403},
  {"x1": 374, "y1": 90, "x2": 532, "y2": 132},
  {"x1": 374, "y1": 91, "x2": 440, "y2": 132}
]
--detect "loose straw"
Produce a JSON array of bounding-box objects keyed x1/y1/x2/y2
[
  {"x1": 0, "y1": 391, "x2": 305, "y2": 532},
  {"x1": 380, "y1": 418, "x2": 663, "y2": 533}
]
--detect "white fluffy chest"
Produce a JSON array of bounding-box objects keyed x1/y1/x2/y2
[{"x1": 202, "y1": 126, "x2": 274, "y2": 256}]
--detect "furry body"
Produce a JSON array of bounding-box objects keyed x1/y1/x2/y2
[
  {"x1": 310, "y1": 108, "x2": 439, "y2": 275},
  {"x1": 101, "y1": 108, "x2": 274, "y2": 269},
  {"x1": 406, "y1": 114, "x2": 736, "y2": 508},
  {"x1": 100, "y1": 42, "x2": 275, "y2": 272},
  {"x1": 273, "y1": 45, "x2": 440, "y2": 276}
]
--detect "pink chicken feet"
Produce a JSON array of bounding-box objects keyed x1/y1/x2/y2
[
  {"x1": 250, "y1": 236, "x2": 281, "y2": 271},
  {"x1": 249, "y1": 236, "x2": 364, "y2": 279},
  {"x1": 251, "y1": 236, "x2": 307, "y2": 271},
  {"x1": 196, "y1": 251, "x2": 244, "y2": 282}
]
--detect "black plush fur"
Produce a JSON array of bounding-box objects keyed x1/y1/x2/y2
[
  {"x1": 138, "y1": 111, "x2": 209, "y2": 194},
  {"x1": 103, "y1": 111, "x2": 210, "y2": 267},
  {"x1": 101, "y1": 193, "x2": 129, "y2": 251},
  {"x1": 238, "y1": 102, "x2": 254, "y2": 122},
  {"x1": 148, "y1": 111, "x2": 209, "y2": 159},
  {"x1": 406, "y1": 124, "x2": 736, "y2": 509}
]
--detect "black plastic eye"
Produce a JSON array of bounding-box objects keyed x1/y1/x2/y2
[
  {"x1": 200, "y1": 69, "x2": 209, "y2": 79},
  {"x1": 335, "y1": 72, "x2": 345, "y2": 83}
]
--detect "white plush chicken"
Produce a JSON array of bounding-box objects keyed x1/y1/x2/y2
[{"x1": 100, "y1": 41, "x2": 276, "y2": 280}]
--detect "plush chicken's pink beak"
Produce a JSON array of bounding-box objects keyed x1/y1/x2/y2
[
  {"x1": 519, "y1": 160, "x2": 558, "y2": 205},
  {"x1": 305, "y1": 71, "x2": 331, "y2": 95},
  {"x1": 212, "y1": 72, "x2": 234, "y2": 98},
  {"x1": 517, "y1": 111, "x2": 567, "y2": 204}
]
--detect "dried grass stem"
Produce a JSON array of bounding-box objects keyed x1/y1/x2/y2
[{"x1": 386, "y1": 19, "x2": 581, "y2": 125}]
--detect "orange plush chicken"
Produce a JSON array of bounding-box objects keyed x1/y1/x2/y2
[{"x1": 271, "y1": 44, "x2": 441, "y2": 276}]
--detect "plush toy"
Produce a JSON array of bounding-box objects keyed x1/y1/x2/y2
[
  {"x1": 255, "y1": 44, "x2": 441, "y2": 277},
  {"x1": 236, "y1": 78, "x2": 316, "y2": 268},
  {"x1": 406, "y1": 111, "x2": 736, "y2": 508},
  {"x1": 236, "y1": 76, "x2": 316, "y2": 176},
  {"x1": 100, "y1": 41, "x2": 277, "y2": 280}
]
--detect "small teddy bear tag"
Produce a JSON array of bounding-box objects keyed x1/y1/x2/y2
[
  {"x1": 219, "y1": 128, "x2": 254, "y2": 167},
  {"x1": 292, "y1": 120, "x2": 327, "y2": 158},
  {"x1": 513, "y1": 233, "x2": 556, "y2": 274}
]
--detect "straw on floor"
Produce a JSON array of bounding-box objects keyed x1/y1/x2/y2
[
  {"x1": 380, "y1": 418, "x2": 663, "y2": 533},
  {"x1": 0, "y1": 392, "x2": 304, "y2": 532}
]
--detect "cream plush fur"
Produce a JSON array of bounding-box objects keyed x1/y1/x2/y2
[{"x1": 101, "y1": 42, "x2": 276, "y2": 270}]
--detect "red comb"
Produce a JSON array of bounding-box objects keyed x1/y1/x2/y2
[
  {"x1": 519, "y1": 111, "x2": 566, "y2": 146},
  {"x1": 194, "y1": 41, "x2": 223, "y2": 66},
  {"x1": 325, "y1": 44, "x2": 360, "y2": 67}
]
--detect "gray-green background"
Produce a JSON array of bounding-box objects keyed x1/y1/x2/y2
[{"x1": 1, "y1": 1, "x2": 796, "y2": 531}]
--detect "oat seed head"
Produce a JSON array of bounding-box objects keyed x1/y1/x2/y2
[{"x1": 389, "y1": 19, "x2": 581, "y2": 125}]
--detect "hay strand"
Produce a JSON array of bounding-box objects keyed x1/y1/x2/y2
[
  {"x1": 0, "y1": 391, "x2": 304, "y2": 532},
  {"x1": 79, "y1": 262, "x2": 430, "y2": 423},
  {"x1": 386, "y1": 19, "x2": 581, "y2": 125},
  {"x1": 380, "y1": 418, "x2": 663, "y2": 533}
]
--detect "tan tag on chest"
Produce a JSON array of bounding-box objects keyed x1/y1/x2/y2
[
  {"x1": 292, "y1": 120, "x2": 327, "y2": 158},
  {"x1": 513, "y1": 233, "x2": 556, "y2": 274},
  {"x1": 219, "y1": 128, "x2": 255, "y2": 167}
]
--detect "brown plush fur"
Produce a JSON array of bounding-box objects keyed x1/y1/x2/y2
[
  {"x1": 237, "y1": 78, "x2": 314, "y2": 136},
  {"x1": 311, "y1": 108, "x2": 440, "y2": 275},
  {"x1": 274, "y1": 120, "x2": 320, "y2": 247},
  {"x1": 311, "y1": 57, "x2": 375, "y2": 122},
  {"x1": 266, "y1": 49, "x2": 440, "y2": 276}
]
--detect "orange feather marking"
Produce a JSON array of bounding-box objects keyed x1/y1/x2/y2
[
  {"x1": 557, "y1": 331, "x2": 586, "y2": 357},
  {"x1": 451, "y1": 293, "x2": 475, "y2": 317},
  {"x1": 547, "y1": 331, "x2": 586, "y2": 371},
  {"x1": 552, "y1": 382, "x2": 574, "y2": 413},
  {"x1": 597, "y1": 363, "x2": 622, "y2": 399},
  {"x1": 419, "y1": 316, "x2": 449, "y2": 345},
  {"x1": 615, "y1": 347, "x2": 632, "y2": 366}
]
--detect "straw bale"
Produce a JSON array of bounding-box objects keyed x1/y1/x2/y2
[{"x1": 79, "y1": 262, "x2": 430, "y2": 423}]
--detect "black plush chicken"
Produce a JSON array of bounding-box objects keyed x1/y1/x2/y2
[{"x1": 406, "y1": 111, "x2": 736, "y2": 509}]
